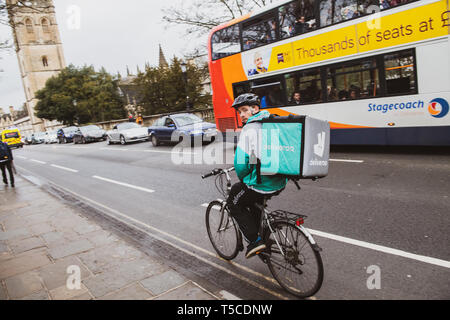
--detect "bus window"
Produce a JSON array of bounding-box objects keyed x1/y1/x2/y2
[
  {"x1": 319, "y1": 0, "x2": 333, "y2": 26},
  {"x1": 250, "y1": 78, "x2": 284, "y2": 108},
  {"x1": 242, "y1": 14, "x2": 277, "y2": 50},
  {"x1": 285, "y1": 68, "x2": 322, "y2": 104},
  {"x1": 384, "y1": 50, "x2": 416, "y2": 95},
  {"x1": 327, "y1": 58, "x2": 379, "y2": 100},
  {"x1": 211, "y1": 24, "x2": 240, "y2": 60},
  {"x1": 279, "y1": 0, "x2": 316, "y2": 39},
  {"x1": 334, "y1": 0, "x2": 359, "y2": 23},
  {"x1": 233, "y1": 82, "x2": 251, "y2": 99},
  {"x1": 320, "y1": 0, "x2": 380, "y2": 26}
]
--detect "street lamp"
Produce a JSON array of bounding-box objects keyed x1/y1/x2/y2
[{"x1": 180, "y1": 62, "x2": 191, "y2": 112}]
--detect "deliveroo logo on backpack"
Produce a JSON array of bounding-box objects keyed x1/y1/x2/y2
[{"x1": 313, "y1": 132, "x2": 326, "y2": 158}]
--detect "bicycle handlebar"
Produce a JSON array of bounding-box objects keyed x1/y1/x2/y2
[{"x1": 201, "y1": 167, "x2": 235, "y2": 179}]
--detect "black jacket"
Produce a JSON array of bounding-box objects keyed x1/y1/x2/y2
[{"x1": 0, "y1": 142, "x2": 13, "y2": 162}]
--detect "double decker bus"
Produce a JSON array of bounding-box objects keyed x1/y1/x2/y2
[{"x1": 207, "y1": 0, "x2": 450, "y2": 145}]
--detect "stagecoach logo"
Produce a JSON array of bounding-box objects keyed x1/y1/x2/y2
[
  {"x1": 428, "y1": 98, "x2": 449, "y2": 118},
  {"x1": 277, "y1": 53, "x2": 285, "y2": 64}
]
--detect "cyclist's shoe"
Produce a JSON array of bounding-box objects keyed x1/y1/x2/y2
[{"x1": 246, "y1": 237, "x2": 266, "y2": 259}]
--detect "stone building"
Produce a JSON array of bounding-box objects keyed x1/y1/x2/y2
[{"x1": 7, "y1": 0, "x2": 66, "y2": 133}]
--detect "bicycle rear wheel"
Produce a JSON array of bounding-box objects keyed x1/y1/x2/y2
[
  {"x1": 265, "y1": 221, "x2": 323, "y2": 298},
  {"x1": 205, "y1": 201, "x2": 240, "y2": 260}
]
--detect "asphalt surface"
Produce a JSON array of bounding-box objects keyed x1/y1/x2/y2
[{"x1": 9, "y1": 140, "x2": 450, "y2": 300}]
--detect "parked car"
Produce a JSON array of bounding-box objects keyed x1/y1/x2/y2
[
  {"x1": 106, "y1": 123, "x2": 149, "y2": 145},
  {"x1": 44, "y1": 130, "x2": 58, "y2": 144},
  {"x1": 57, "y1": 126, "x2": 79, "y2": 144},
  {"x1": 148, "y1": 113, "x2": 217, "y2": 147},
  {"x1": 24, "y1": 134, "x2": 33, "y2": 145},
  {"x1": 31, "y1": 132, "x2": 47, "y2": 144},
  {"x1": 73, "y1": 125, "x2": 107, "y2": 144}
]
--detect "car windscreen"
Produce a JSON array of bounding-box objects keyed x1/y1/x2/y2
[
  {"x1": 81, "y1": 125, "x2": 100, "y2": 133},
  {"x1": 4, "y1": 132, "x2": 19, "y2": 139},
  {"x1": 64, "y1": 127, "x2": 78, "y2": 133},
  {"x1": 118, "y1": 123, "x2": 140, "y2": 130},
  {"x1": 173, "y1": 114, "x2": 203, "y2": 127}
]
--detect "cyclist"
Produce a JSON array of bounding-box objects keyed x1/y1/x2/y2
[{"x1": 227, "y1": 93, "x2": 287, "y2": 259}]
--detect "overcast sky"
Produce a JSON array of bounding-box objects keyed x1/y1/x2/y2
[{"x1": 0, "y1": 0, "x2": 205, "y2": 113}]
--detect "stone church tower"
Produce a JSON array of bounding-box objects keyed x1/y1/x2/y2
[{"x1": 7, "y1": 0, "x2": 66, "y2": 132}]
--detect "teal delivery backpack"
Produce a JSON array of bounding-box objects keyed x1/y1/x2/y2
[{"x1": 259, "y1": 115, "x2": 330, "y2": 180}]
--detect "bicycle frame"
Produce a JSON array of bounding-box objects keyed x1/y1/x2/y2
[{"x1": 203, "y1": 167, "x2": 324, "y2": 298}]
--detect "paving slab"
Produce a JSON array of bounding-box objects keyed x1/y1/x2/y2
[
  {"x1": 9, "y1": 236, "x2": 46, "y2": 254},
  {"x1": 0, "y1": 282, "x2": 7, "y2": 300},
  {"x1": 69, "y1": 292, "x2": 93, "y2": 300},
  {"x1": 140, "y1": 270, "x2": 187, "y2": 296},
  {"x1": 48, "y1": 239, "x2": 94, "y2": 260},
  {"x1": 4, "y1": 270, "x2": 43, "y2": 299},
  {"x1": 49, "y1": 284, "x2": 89, "y2": 300},
  {"x1": 77, "y1": 242, "x2": 144, "y2": 274},
  {"x1": 0, "y1": 242, "x2": 8, "y2": 254},
  {"x1": 98, "y1": 283, "x2": 153, "y2": 300},
  {"x1": 28, "y1": 222, "x2": 55, "y2": 235},
  {"x1": 38, "y1": 256, "x2": 91, "y2": 291},
  {"x1": 0, "y1": 251, "x2": 51, "y2": 280},
  {"x1": 19, "y1": 290, "x2": 49, "y2": 300},
  {"x1": 154, "y1": 282, "x2": 217, "y2": 300},
  {"x1": 0, "y1": 228, "x2": 31, "y2": 241},
  {"x1": 82, "y1": 229, "x2": 119, "y2": 248},
  {"x1": 0, "y1": 202, "x2": 29, "y2": 214},
  {"x1": 83, "y1": 259, "x2": 166, "y2": 298}
]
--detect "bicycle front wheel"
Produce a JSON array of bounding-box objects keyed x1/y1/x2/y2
[
  {"x1": 205, "y1": 201, "x2": 240, "y2": 261},
  {"x1": 265, "y1": 221, "x2": 323, "y2": 298}
]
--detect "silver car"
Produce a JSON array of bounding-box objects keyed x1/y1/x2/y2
[
  {"x1": 45, "y1": 131, "x2": 58, "y2": 144},
  {"x1": 106, "y1": 123, "x2": 149, "y2": 145}
]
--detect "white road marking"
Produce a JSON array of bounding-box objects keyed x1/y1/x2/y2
[
  {"x1": 128, "y1": 149, "x2": 198, "y2": 155},
  {"x1": 50, "y1": 164, "x2": 79, "y2": 173},
  {"x1": 30, "y1": 159, "x2": 46, "y2": 164},
  {"x1": 100, "y1": 147, "x2": 129, "y2": 151},
  {"x1": 16, "y1": 156, "x2": 27, "y2": 160},
  {"x1": 92, "y1": 175, "x2": 155, "y2": 193},
  {"x1": 330, "y1": 159, "x2": 364, "y2": 163},
  {"x1": 201, "y1": 204, "x2": 450, "y2": 269},
  {"x1": 308, "y1": 229, "x2": 450, "y2": 269}
]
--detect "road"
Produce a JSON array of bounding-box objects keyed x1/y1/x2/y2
[{"x1": 10, "y1": 140, "x2": 450, "y2": 300}]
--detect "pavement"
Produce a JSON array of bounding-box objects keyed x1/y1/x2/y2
[{"x1": 0, "y1": 175, "x2": 220, "y2": 300}]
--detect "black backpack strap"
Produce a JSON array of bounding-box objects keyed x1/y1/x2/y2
[{"x1": 256, "y1": 158, "x2": 262, "y2": 185}]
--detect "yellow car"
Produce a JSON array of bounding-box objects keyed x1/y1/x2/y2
[{"x1": 1, "y1": 128, "x2": 24, "y2": 149}]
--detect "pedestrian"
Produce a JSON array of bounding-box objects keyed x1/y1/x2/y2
[
  {"x1": 128, "y1": 114, "x2": 135, "y2": 123},
  {"x1": 0, "y1": 140, "x2": 15, "y2": 188},
  {"x1": 136, "y1": 113, "x2": 144, "y2": 126}
]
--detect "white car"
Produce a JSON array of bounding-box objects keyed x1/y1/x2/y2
[
  {"x1": 45, "y1": 131, "x2": 58, "y2": 144},
  {"x1": 106, "y1": 123, "x2": 149, "y2": 145}
]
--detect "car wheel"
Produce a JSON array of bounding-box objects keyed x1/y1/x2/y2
[
  {"x1": 81, "y1": 137, "x2": 86, "y2": 144},
  {"x1": 120, "y1": 135, "x2": 127, "y2": 145},
  {"x1": 151, "y1": 135, "x2": 159, "y2": 147}
]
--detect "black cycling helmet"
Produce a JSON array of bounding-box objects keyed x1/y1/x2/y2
[{"x1": 231, "y1": 93, "x2": 261, "y2": 109}]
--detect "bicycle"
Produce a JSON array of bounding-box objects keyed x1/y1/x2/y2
[{"x1": 202, "y1": 167, "x2": 324, "y2": 298}]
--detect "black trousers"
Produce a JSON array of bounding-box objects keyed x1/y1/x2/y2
[
  {"x1": 226, "y1": 182, "x2": 265, "y2": 243},
  {"x1": 1, "y1": 161, "x2": 14, "y2": 185}
]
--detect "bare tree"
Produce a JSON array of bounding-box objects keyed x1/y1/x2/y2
[{"x1": 162, "y1": 0, "x2": 274, "y2": 37}]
